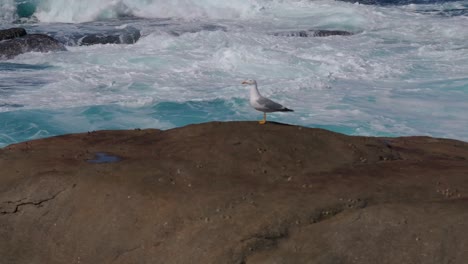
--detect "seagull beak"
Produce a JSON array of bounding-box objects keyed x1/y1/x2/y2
[{"x1": 241, "y1": 81, "x2": 248, "y2": 85}]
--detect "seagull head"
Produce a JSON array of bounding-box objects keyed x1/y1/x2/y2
[{"x1": 241, "y1": 79, "x2": 257, "y2": 86}]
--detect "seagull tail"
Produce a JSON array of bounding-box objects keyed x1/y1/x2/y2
[{"x1": 281, "y1": 107, "x2": 294, "y2": 112}]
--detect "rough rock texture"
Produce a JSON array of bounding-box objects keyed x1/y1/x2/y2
[
  {"x1": 0, "y1": 30, "x2": 66, "y2": 59},
  {"x1": 273, "y1": 29, "x2": 354, "y2": 37},
  {"x1": 0, "y1": 28, "x2": 27, "y2": 41},
  {"x1": 1, "y1": 122, "x2": 467, "y2": 264}
]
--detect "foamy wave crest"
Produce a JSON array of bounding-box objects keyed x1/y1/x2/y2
[
  {"x1": 32, "y1": 0, "x2": 264, "y2": 23},
  {"x1": 0, "y1": 0, "x2": 16, "y2": 21}
]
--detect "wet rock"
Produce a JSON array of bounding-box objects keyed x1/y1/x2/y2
[
  {"x1": 39, "y1": 25, "x2": 141, "y2": 46},
  {"x1": 273, "y1": 29, "x2": 354, "y2": 37},
  {"x1": 168, "y1": 24, "x2": 227, "y2": 36},
  {"x1": 0, "y1": 34, "x2": 66, "y2": 60},
  {"x1": 77, "y1": 26, "x2": 141, "y2": 46},
  {"x1": 0, "y1": 28, "x2": 27, "y2": 41},
  {"x1": 337, "y1": 0, "x2": 448, "y2": 5}
]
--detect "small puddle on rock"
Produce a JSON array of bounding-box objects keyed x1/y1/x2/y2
[{"x1": 87, "y1": 152, "x2": 121, "y2": 164}]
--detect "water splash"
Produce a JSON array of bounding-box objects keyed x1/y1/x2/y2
[
  {"x1": 0, "y1": 0, "x2": 16, "y2": 21},
  {"x1": 1, "y1": 0, "x2": 468, "y2": 148},
  {"x1": 0, "y1": 0, "x2": 266, "y2": 23}
]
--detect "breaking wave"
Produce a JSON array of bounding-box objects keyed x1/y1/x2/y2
[{"x1": 1, "y1": 0, "x2": 267, "y2": 23}]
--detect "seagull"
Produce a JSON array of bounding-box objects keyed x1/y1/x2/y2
[{"x1": 242, "y1": 79, "x2": 293, "y2": 124}]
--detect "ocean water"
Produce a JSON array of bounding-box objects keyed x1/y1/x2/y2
[{"x1": 1, "y1": 0, "x2": 468, "y2": 147}]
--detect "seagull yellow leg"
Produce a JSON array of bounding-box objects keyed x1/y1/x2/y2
[{"x1": 259, "y1": 113, "x2": 267, "y2": 124}]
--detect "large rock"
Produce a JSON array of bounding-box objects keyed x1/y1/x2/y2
[
  {"x1": 23, "y1": 25, "x2": 142, "y2": 47},
  {"x1": 0, "y1": 28, "x2": 66, "y2": 60},
  {"x1": 0, "y1": 28, "x2": 27, "y2": 41},
  {"x1": 0, "y1": 34, "x2": 66, "y2": 59},
  {"x1": 1, "y1": 122, "x2": 467, "y2": 263},
  {"x1": 76, "y1": 26, "x2": 141, "y2": 46},
  {"x1": 79, "y1": 32, "x2": 140, "y2": 46}
]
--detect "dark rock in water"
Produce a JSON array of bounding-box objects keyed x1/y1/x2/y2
[
  {"x1": 77, "y1": 26, "x2": 141, "y2": 46},
  {"x1": 312, "y1": 30, "x2": 354, "y2": 37},
  {"x1": 273, "y1": 29, "x2": 354, "y2": 38},
  {"x1": 0, "y1": 27, "x2": 66, "y2": 59},
  {"x1": 338, "y1": 0, "x2": 461, "y2": 5},
  {"x1": 0, "y1": 34, "x2": 66, "y2": 60},
  {"x1": 27, "y1": 25, "x2": 141, "y2": 46},
  {"x1": 50, "y1": 26, "x2": 141, "y2": 46},
  {"x1": 80, "y1": 34, "x2": 122, "y2": 45},
  {"x1": 0, "y1": 28, "x2": 27, "y2": 41},
  {"x1": 169, "y1": 24, "x2": 227, "y2": 36}
]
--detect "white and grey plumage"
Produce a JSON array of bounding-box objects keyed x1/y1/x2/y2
[{"x1": 241, "y1": 79, "x2": 293, "y2": 124}]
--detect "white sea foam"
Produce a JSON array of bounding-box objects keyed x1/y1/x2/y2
[
  {"x1": 1, "y1": 0, "x2": 377, "y2": 23},
  {"x1": 0, "y1": 0, "x2": 16, "y2": 21},
  {"x1": 1, "y1": 0, "x2": 468, "y2": 147},
  {"x1": 32, "y1": 0, "x2": 264, "y2": 23}
]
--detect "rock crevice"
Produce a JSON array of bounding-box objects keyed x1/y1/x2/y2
[{"x1": 0, "y1": 189, "x2": 66, "y2": 215}]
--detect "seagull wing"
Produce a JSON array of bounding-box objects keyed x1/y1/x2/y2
[{"x1": 257, "y1": 96, "x2": 293, "y2": 112}]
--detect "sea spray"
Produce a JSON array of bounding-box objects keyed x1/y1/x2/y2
[
  {"x1": 11, "y1": 0, "x2": 266, "y2": 23},
  {"x1": 1, "y1": 0, "x2": 468, "y2": 147},
  {"x1": 0, "y1": 0, "x2": 16, "y2": 21}
]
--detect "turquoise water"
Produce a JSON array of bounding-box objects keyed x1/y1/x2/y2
[
  {"x1": 0, "y1": 99, "x2": 269, "y2": 146},
  {"x1": 16, "y1": 0, "x2": 37, "y2": 18},
  {"x1": 1, "y1": 0, "x2": 468, "y2": 147}
]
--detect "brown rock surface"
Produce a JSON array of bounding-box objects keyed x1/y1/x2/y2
[{"x1": 1, "y1": 121, "x2": 467, "y2": 264}]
